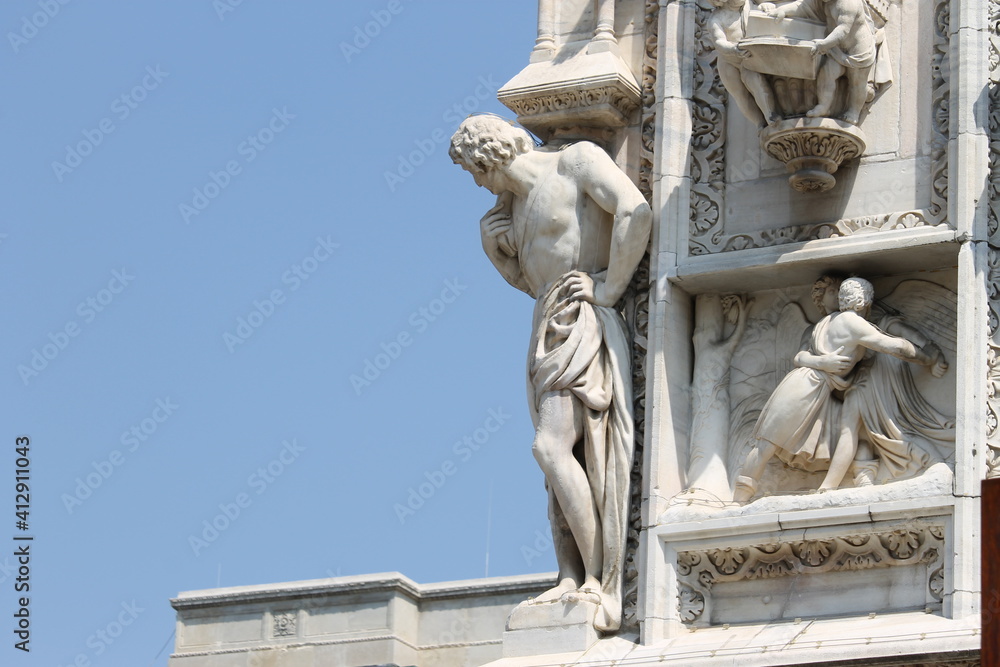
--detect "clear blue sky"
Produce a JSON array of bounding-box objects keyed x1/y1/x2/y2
[{"x1": 2, "y1": 2, "x2": 551, "y2": 664}]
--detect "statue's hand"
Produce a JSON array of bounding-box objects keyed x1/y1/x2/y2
[
  {"x1": 759, "y1": 3, "x2": 784, "y2": 19},
  {"x1": 565, "y1": 271, "x2": 615, "y2": 307},
  {"x1": 923, "y1": 343, "x2": 948, "y2": 377},
  {"x1": 814, "y1": 346, "x2": 852, "y2": 374},
  {"x1": 811, "y1": 39, "x2": 832, "y2": 56},
  {"x1": 480, "y1": 209, "x2": 511, "y2": 240}
]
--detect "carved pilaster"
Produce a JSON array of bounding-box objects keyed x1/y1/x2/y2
[
  {"x1": 621, "y1": 0, "x2": 661, "y2": 634},
  {"x1": 986, "y1": 0, "x2": 1000, "y2": 479}
]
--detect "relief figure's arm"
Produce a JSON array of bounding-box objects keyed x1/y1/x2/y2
[{"x1": 851, "y1": 315, "x2": 942, "y2": 371}]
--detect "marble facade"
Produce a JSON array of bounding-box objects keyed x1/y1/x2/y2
[{"x1": 169, "y1": 1, "x2": 993, "y2": 664}]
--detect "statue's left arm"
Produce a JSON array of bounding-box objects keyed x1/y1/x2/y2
[
  {"x1": 814, "y1": 0, "x2": 857, "y2": 54},
  {"x1": 566, "y1": 143, "x2": 652, "y2": 307}
]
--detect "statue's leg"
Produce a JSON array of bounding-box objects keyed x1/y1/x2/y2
[
  {"x1": 717, "y1": 61, "x2": 766, "y2": 127},
  {"x1": 733, "y1": 439, "x2": 777, "y2": 502},
  {"x1": 807, "y1": 59, "x2": 844, "y2": 118},
  {"x1": 532, "y1": 391, "x2": 603, "y2": 590},
  {"x1": 533, "y1": 486, "x2": 586, "y2": 603},
  {"x1": 820, "y1": 393, "x2": 862, "y2": 490},
  {"x1": 842, "y1": 66, "x2": 870, "y2": 124},
  {"x1": 741, "y1": 69, "x2": 780, "y2": 124}
]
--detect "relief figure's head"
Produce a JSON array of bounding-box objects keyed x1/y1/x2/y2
[
  {"x1": 811, "y1": 274, "x2": 844, "y2": 316},
  {"x1": 839, "y1": 277, "x2": 875, "y2": 314}
]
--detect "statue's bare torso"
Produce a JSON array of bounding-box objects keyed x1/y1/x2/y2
[{"x1": 505, "y1": 146, "x2": 613, "y2": 298}]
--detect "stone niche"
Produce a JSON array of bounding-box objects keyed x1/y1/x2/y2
[
  {"x1": 641, "y1": 261, "x2": 981, "y2": 663},
  {"x1": 686, "y1": 0, "x2": 949, "y2": 257},
  {"x1": 658, "y1": 267, "x2": 962, "y2": 618}
]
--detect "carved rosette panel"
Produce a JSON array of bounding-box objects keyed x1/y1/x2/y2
[
  {"x1": 273, "y1": 611, "x2": 296, "y2": 637},
  {"x1": 688, "y1": 0, "x2": 951, "y2": 255},
  {"x1": 986, "y1": 0, "x2": 1000, "y2": 479},
  {"x1": 621, "y1": 0, "x2": 661, "y2": 634},
  {"x1": 676, "y1": 526, "x2": 944, "y2": 624}
]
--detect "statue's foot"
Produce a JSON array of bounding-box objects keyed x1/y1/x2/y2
[
  {"x1": 561, "y1": 576, "x2": 603, "y2": 606},
  {"x1": 806, "y1": 105, "x2": 831, "y2": 118},
  {"x1": 532, "y1": 577, "x2": 579, "y2": 604},
  {"x1": 851, "y1": 459, "x2": 878, "y2": 487},
  {"x1": 732, "y1": 475, "x2": 757, "y2": 503},
  {"x1": 841, "y1": 112, "x2": 860, "y2": 125}
]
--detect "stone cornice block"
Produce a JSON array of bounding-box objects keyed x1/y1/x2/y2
[{"x1": 498, "y1": 48, "x2": 642, "y2": 141}]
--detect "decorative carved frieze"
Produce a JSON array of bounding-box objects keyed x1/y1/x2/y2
[
  {"x1": 988, "y1": 249, "x2": 1000, "y2": 478},
  {"x1": 676, "y1": 525, "x2": 944, "y2": 624},
  {"x1": 498, "y1": 44, "x2": 642, "y2": 142},
  {"x1": 500, "y1": 86, "x2": 640, "y2": 130},
  {"x1": 621, "y1": 0, "x2": 661, "y2": 634},
  {"x1": 986, "y1": 0, "x2": 1000, "y2": 479}
]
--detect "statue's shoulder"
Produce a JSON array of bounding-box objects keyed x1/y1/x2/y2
[{"x1": 554, "y1": 141, "x2": 613, "y2": 172}]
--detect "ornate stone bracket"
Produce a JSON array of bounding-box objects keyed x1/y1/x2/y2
[
  {"x1": 761, "y1": 117, "x2": 866, "y2": 193},
  {"x1": 676, "y1": 525, "x2": 944, "y2": 625}
]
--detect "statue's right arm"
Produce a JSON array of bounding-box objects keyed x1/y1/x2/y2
[
  {"x1": 766, "y1": 0, "x2": 807, "y2": 19},
  {"x1": 852, "y1": 314, "x2": 939, "y2": 367},
  {"x1": 709, "y1": 17, "x2": 734, "y2": 51},
  {"x1": 480, "y1": 193, "x2": 532, "y2": 296}
]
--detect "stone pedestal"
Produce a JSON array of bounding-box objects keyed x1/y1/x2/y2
[
  {"x1": 761, "y1": 118, "x2": 867, "y2": 193},
  {"x1": 502, "y1": 597, "x2": 601, "y2": 658}
]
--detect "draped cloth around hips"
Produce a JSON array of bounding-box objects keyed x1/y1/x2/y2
[
  {"x1": 527, "y1": 273, "x2": 634, "y2": 633},
  {"x1": 754, "y1": 315, "x2": 851, "y2": 471}
]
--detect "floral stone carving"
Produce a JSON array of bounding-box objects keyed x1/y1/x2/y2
[
  {"x1": 761, "y1": 116, "x2": 866, "y2": 192},
  {"x1": 677, "y1": 525, "x2": 944, "y2": 625}
]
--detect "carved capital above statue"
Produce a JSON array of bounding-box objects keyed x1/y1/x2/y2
[{"x1": 498, "y1": 50, "x2": 641, "y2": 144}]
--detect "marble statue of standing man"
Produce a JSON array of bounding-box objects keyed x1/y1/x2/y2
[{"x1": 450, "y1": 115, "x2": 652, "y2": 633}]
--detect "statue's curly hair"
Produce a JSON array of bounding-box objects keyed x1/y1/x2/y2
[
  {"x1": 839, "y1": 277, "x2": 874, "y2": 313},
  {"x1": 449, "y1": 115, "x2": 534, "y2": 176},
  {"x1": 811, "y1": 275, "x2": 843, "y2": 315}
]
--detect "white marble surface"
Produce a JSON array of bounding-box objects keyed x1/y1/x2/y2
[{"x1": 168, "y1": 572, "x2": 555, "y2": 667}]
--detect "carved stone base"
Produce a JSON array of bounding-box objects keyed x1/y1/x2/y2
[
  {"x1": 761, "y1": 118, "x2": 867, "y2": 193},
  {"x1": 502, "y1": 596, "x2": 600, "y2": 658}
]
